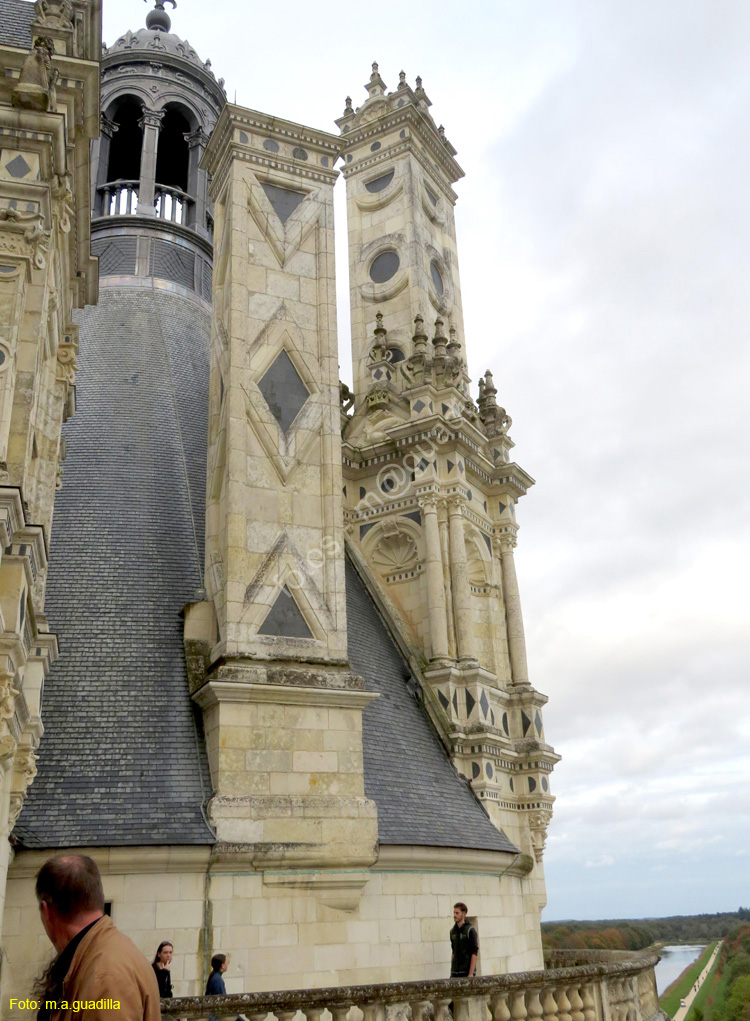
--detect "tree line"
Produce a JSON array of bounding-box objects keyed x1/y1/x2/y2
[
  {"x1": 694, "y1": 922, "x2": 750, "y2": 1021},
  {"x1": 542, "y1": 909, "x2": 750, "y2": 950}
]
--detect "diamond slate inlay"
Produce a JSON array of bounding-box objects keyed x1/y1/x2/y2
[
  {"x1": 521, "y1": 711, "x2": 532, "y2": 736},
  {"x1": 5, "y1": 154, "x2": 32, "y2": 178},
  {"x1": 259, "y1": 586, "x2": 311, "y2": 638},
  {"x1": 258, "y1": 350, "x2": 309, "y2": 432},
  {"x1": 479, "y1": 690, "x2": 490, "y2": 718},
  {"x1": 466, "y1": 690, "x2": 476, "y2": 716},
  {"x1": 413, "y1": 399, "x2": 425, "y2": 413},
  {"x1": 437, "y1": 689, "x2": 450, "y2": 711},
  {"x1": 535, "y1": 710, "x2": 543, "y2": 735},
  {"x1": 261, "y1": 182, "x2": 306, "y2": 224}
]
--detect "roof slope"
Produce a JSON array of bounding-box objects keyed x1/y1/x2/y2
[
  {"x1": 346, "y1": 557, "x2": 518, "y2": 853},
  {"x1": 0, "y1": 0, "x2": 33, "y2": 49},
  {"x1": 15, "y1": 285, "x2": 214, "y2": 847}
]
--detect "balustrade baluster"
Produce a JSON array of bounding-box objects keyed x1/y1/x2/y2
[
  {"x1": 102, "y1": 187, "x2": 111, "y2": 215},
  {"x1": 555, "y1": 989, "x2": 571, "y2": 1021},
  {"x1": 580, "y1": 986, "x2": 595, "y2": 1021},
  {"x1": 331, "y1": 1005, "x2": 352, "y2": 1021},
  {"x1": 542, "y1": 989, "x2": 558, "y2": 1021},
  {"x1": 410, "y1": 1000, "x2": 431, "y2": 1021},
  {"x1": 126, "y1": 185, "x2": 133, "y2": 214},
  {"x1": 362, "y1": 1001, "x2": 385, "y2": 1021},
  {"x1": 510, "y1": 991, "x2": 528, "y2": 1021},
  {"x1": 305, "y1": 1009, "x2": 325, "y2": 1021},
  {"x1": 433, "y1": 996, "x2": 451, "y2": 1021},
  {"x1": 490, "y1": 993, "x2": 510, "y2": 1021},
  {"x1": 526, "y1": 990, "x2": 543, "y2": 1021},
  {"x1": 568, "y1": 986, "x2": 584, "y2": 1021}
]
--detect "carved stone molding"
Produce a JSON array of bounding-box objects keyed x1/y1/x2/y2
[
  {"x1": 0, "y1": 209, "x2": 50, "y2": 270},
  {"x1": 529, "y1": 807, "x2": 553, "y2": 862},
  {"x1": 56, "y1": 341, "x2": 77, "y2": 385}
]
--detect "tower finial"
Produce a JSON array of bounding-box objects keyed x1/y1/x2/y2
[{"x1": 144, "y1": 0, "x2": 176, "y2": 32}]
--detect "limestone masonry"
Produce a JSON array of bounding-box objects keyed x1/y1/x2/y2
[{"x1": 0, "y1": 0, "x2": 559, "y2": 1007}]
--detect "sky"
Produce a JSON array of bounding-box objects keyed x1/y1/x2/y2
[{"x1": 104, "y1": 0, "x2": 750, "y2": 921}]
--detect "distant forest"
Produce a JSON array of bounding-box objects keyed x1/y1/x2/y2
[
  {"x1": 695, "y1": 922, "x2": 750, "y2": 1021},
  {"x1": 542, "y1": 908, "x2": 750, "y2": 950}
]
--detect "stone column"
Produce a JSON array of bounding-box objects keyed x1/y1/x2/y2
[
  {"x1": 420, "y1": 496, "x2": 449, "y2": 661},
  {"x1": 94, "y1": 115, "x2": 118, "y2": 216},
  {"x1": 447, "y1": 496, "x2": 476, "y2": 663},
  {"x1": 185, "y1": 127, "x2": 208, "y2": 235},
  {"x1": 499, "y1": 535, "x2": 529, "y2": 684},
  {"x1": 439, "y1": 510, "x2": 457, "y2": 657},
  {"x1": 137, "y1": 109, "x2": 164, "y2": 214}
]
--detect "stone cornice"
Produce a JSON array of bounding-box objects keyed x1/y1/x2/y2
[
  {"x1": 203, "y1": 104, "x2": 340, "y2": 201},
  {"x1": 8, "y1": 843, "x2": 213, "y2": 878},
  {"x1": 192, "y1": 678, "x2": 379, "y2": 712},
  {"x1": 375, "y1": 843, "x2": 529, "y2": 877}
]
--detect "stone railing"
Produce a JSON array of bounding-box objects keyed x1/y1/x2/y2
[
  {"x1": 162, "y1": 949, "x2": 666, "y2": 1021},
  {"x1": 98, "y1": 180, "x2": 139, "y2": 216},
  {"x1": 155, "y1": 183, "x2": 193, "y2": 225}
]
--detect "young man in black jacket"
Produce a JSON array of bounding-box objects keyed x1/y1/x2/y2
[{"x1": 450, "y1": 903, "x2": 479, "y2": 977}]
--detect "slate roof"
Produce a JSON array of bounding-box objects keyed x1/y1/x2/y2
[
  {"x1": 347, "y1": 558, "x2": 518, "y2": 853},
  {"x1": 0, "y1": 0, "x2": 33, "y2": 49},
  {"x1": 15, "y1": 285, "x2": 214, "y2": 847},
  {"x1": 16, "y1": 282, "x2": 516, "y2": 856}
]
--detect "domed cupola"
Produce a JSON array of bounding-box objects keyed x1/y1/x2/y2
[{"x1": 91, "y1": 0, "x2": 226, "y2": 300}]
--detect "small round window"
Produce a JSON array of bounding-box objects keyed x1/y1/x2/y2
[
  {"x1": 370, "y1": 250, "x2": 400, "y2": 284},
  {"x1": 430, "y1": 261, "x2": 444, "y2": 295}
]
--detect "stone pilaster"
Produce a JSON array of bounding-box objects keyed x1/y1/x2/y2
[
  {"x1": 137, "y1": 108, "x2": 164, "y2": 212},
  {"x1": 418, "y1": 495, "x2": 449, "y2": 661},
  {"x1": 198, "y1": 104, "x2": 378, "y2": 867},
  {"x1": 498, "y1": 535, "x2": 529, "y2": 685},
  {"x1": 447, "y1": 496, "x2": 476, "y2": 664}
]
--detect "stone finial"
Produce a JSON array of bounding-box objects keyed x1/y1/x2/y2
[
  {"x1": 144, "y1": 0, "x2": 176, "y2": 33},
  {"x1": 398, "y1": 70, "x2": 407, "y2": 89},
  {"x1": 371, "y1": 62, "x2": 379, "y2": 79},
  {"x1": 432, "y1": 317, "x2": 447, "y2": 358},
  {"x1": 370, "y1": 312, "x2": 388, "y2": 362},
  {"x1": 343, "y1": 95, "x2": 353, "y2": 116},
  {"x1": 415, "y1": 76, "x2": 422, "y2": 90},
  {"x1": 483, "y1": 369, "x2": 497, "y2": 401},
  {"x1": 412, "y1": 314, "x2": 428, "y2": 351},
  {"x1": 447, "y1": 324, "x2": 461, "y2": 355}
]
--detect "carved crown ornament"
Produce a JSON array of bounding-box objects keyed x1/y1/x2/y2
[{"x1": 529, "y1": 807, "x2": 553, "y2": 863}]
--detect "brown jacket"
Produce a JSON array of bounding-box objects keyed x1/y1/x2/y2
[{"x1": 52, "y1": 915, "x2": 161, "y2": 1021}]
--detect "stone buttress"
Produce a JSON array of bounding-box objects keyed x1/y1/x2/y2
[
  {"x1": 193, "y1": 104, "x2": 379, "y2": 868},
  {"x1": 338, "y1": 67, "x2": 559, "y2": 875}
]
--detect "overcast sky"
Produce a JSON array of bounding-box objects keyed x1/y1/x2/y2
[{"x1": 104, "y1": 0, "x2": 749, "y2": 921}]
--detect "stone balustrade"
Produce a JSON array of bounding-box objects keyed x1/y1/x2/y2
[{"x1": 162, "y1": 949, "x2": 666, "y2": 1021}]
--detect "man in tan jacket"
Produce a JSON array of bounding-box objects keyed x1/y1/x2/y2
[{"x1": 34, "y1": 854, "x2": 161, "y2": 1021}]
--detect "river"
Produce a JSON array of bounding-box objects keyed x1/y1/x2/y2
[{"x1": 654, "y1": 944, "x2": 707, "y2": 995}]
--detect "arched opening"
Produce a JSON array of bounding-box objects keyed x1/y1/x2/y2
[
  {"x1": 100, "y1": 96, "x2": 143, "y2": 216},
  {"x1": 155, "y1": 106, "x2": 191, "y2": 222},
  {"x1": 107, "y1": 96, "x2": 143, "y2": 183},
  {"x1": 156, "y1": 106, "x2": 190, "y2": 191}
]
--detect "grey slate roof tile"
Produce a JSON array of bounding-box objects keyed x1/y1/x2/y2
[
  {"x1": 17, "y1": 286, "x2": 214, "y2": 847},
  {"x1": 346, "y1": 558, "x2": 518, "y2": 854},
  {"x1": 0, "y1": 0, "x2": 33, "y2": 49}
]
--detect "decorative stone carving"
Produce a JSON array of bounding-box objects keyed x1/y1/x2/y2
[
  {"x1": 0, "y1": 208, "x2": 50, "y2": 269},
  {"x1": 0, "y1": 734, "x2": 17, "y2": 764},
  {"x1": 33, "y1": 0, "x2": 73, "y2": 31},
  {"x1": 0, "y1": 665, "x2": 20, "y2": 723},
  {"x1": 55, "y1": 341, "x2": 77, "y2": 385},
  {"x1": 14, "y1": 747, "x2": 38, "y2": 786},
  {"x1": 372, "y1": 530, "x2": 418, "y2": 574},
  {"x1": 529, "y1": 808, "x2": 553, "y2": 862},
  {"x1": 12, "y1": 36, "x2": 58, "y2": 112},
  {"x1": 7, "y1": 792, "x2": 24, "y2": 831}
]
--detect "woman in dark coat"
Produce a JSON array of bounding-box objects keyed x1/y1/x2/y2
[{"x1": 152, "y1": 941, "x2": 174, "y2": 998}]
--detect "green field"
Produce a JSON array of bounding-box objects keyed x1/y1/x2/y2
[{"x1": 660, "y1": 942, "x2": 718, "y2": 1018}]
